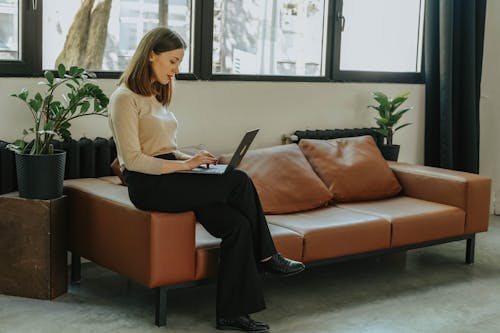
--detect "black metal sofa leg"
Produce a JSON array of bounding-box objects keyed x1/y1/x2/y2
[
  {"x1": 155, "y1": 286, "x2": 168, "y2": 327},
  {"x1": 71, "y1": 253, "x2": 81, "y2": 283},
  {"x1": 466, "y1": 234, "x2": 476, "y2": 264}
]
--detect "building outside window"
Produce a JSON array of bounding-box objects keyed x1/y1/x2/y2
[{"x1": 213, "y1": 0, "x2": 327, "y2": 77}]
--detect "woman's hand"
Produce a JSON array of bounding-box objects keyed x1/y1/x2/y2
[{"x1": 184, "y1": 150, "x2": 218, "y2": 170}]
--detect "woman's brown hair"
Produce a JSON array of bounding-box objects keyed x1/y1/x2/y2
[{"x1": 119, "y1": 27, "x2": 186, "y2": 106}]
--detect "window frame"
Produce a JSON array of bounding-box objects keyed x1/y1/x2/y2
[
  {"x1": 207, "y1": 0, "x2": 334, "y2": 82},
  {"x1": 0, "y1": 0, "x2": 425, "y2": 84},
  {"x1": 332, "y1": 0, "x2": 425, "y2": 83},
  {"x1": 0, "y1": 0, "x2": 41, "y2": 76}
]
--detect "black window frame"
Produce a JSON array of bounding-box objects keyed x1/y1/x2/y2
[
  {"x1": 332, "y1": 0, "x2": 425, "y2": 83},
  {"x1": 0, "y1": 0, "x2": 41, "y2": 76},
  {"x1": 0, "y1": 0, "x2": 425, "y2": 84}
]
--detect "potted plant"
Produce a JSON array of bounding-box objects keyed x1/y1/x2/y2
[
  {"x1": 7, "y1": 64, "x2": 109, "y2": 199},
  {"x1": 367, "y1": 91, "x2": 413, "y2": 161}
]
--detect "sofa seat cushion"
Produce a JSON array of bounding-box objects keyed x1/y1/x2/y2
[
  {"x1": 266, "y1": 206, "x2": 390, "y2": 262},
  {"x1": 299, "y1": 136, "x2": 402, "y2": 202},
  {"x1": 337, "y1": 196, "x2": 466, "y2": 247},
  {"x1": 66, "y1": 177, "x2": 134, "y2": 207},
  {"x1": 219, "y1": 144, "x2": 332, "y2": 214},
  {"x1": 194, "y1": 223, "x2": 303, "y2": 280}
]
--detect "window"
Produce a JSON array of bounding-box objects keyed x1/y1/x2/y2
[
  {"x1": 212, "y1": 0, "x2": 328, "y2": 77},
  {"x1": 334, "y1": 0, "x2": 425, "y2": 81},
  {"x1": 1, "y1": 0, "x2": 425, "y2": 82},
  {"x1": 42, "y1": 0, "x2": 193, "y2": 73}
]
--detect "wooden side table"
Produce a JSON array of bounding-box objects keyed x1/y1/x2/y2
[{"x1": 0, "y1": 193, "x2": 67, "y2": 299}]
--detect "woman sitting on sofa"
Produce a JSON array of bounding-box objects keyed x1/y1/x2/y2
[{"x1": 108, "y1": 27, "x2": 305, "y2": 333}]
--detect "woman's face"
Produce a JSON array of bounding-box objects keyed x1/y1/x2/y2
[{"x1": 149, "y1": 48, "x2": 185, "y2": 85}]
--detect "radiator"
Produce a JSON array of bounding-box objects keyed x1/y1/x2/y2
[
  {"x1": 0, "y1": 137, "x2": 117, "y2": 195},
  {"x1": 292, "y1": 127, "x2": 384, "y2": 147}
]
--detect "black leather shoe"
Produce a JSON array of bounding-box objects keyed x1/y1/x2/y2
[
  {"x1": 250, "y1": 317, "x2": 269, "y2": 329},
  {"x1": 259, "y1": 253, "x2": 305, "y2": 276},
  {"x1": 216, "y1": 315, "x2": 269, "y2": 332}
]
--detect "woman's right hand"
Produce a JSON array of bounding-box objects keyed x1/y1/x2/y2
[{"x1": 184, "y1": 150, "x2": 218, "y2": 170}]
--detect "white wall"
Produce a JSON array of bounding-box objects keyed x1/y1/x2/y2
[
  {"x1": 480, "y1": 0, "x2": 500, "y2": 213},
  {"x1": 0, "y1": 78, "x2": 425, "y2": 163}
]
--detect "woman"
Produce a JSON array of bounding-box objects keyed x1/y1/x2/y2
[{"x1": 108, "y1": 27, "x2": 304, "y2": 333}]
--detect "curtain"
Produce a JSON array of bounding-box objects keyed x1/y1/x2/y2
[{"x1": 424, "y1": 0, "x2": 487, "y2": 173}]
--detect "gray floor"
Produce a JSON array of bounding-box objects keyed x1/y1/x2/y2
[{"x1": 2, "y1": 217, "x2": 500, "y2": 333}]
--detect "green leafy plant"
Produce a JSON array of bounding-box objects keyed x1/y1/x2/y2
[
  {"x1": 7, "y1": 64, "x2": 109, "y2": 155},
  {"x1": 367, "y1": 91, "x2": 413, "y2": 145}
]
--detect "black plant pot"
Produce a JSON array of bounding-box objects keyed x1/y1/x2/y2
[
  {"x1": 380, "y1": 144, "x2": 400, "y2": 161},
  {"x1": 15, "y1": 150, "x2": 66, "y2": 200}
]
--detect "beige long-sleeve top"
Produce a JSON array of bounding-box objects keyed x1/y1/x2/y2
[{"x1": 108, "y1": 85, "x2": 183, "y2": 175}]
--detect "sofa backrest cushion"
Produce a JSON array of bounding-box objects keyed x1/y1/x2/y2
[
  {"x1": 299, "y1": 136, "x2": 402, "y2": 202},
  {"x1": 219, "y1": 144, "x2": 333, "y2": 214}
]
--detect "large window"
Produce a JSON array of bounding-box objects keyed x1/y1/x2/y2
[
  {"x1": 42, "y1": 0, "x2": 193, "y2": 73},
  {"x1": 1, "y1": 0, "x2": 425, "y2": 83},
  {"x1": 212, "y1": 0, "x2": 327, "y2": 77}
]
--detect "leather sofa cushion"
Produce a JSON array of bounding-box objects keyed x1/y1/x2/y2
[
  {"x1": 194, "y1": 223, "x2": 303, "y2": 280},
  {"x1": 267, "y1": 206, "x2": 391, "y2": 262},
  {"x1": 337, "y1": 196, "x2": 465, "y2": 247},
  {"x1": 299, "y1": 136, "x2": 402, "y2": 202},
  {"x1": 219, "y1": 144, "x2": 332, "y2": 214}
]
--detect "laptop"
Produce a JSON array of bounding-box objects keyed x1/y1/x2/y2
[{"x1": 176, "y1": 129, "x2": 259, "y2": 175}]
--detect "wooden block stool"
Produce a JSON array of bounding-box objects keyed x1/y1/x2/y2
[{"x1": 0, "y1": 193, "x2": 67, "y2": 299}]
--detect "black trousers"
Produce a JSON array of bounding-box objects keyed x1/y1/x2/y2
[{"x1": 123, "y1": 154, "x2": 277, "y2": 317}]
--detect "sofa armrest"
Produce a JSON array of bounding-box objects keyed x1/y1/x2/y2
[
  {"x1": 389, "y1": 162, "x2": 491, "y2": 234},
  {"x1": 149, "y1": 211, "x2": 196, "y2": 287},
  {"x1": 65, "y1": 178, "x2": 196, "y2": 288}
]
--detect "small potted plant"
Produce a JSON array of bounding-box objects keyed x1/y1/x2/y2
[
  {"x1": 7, "y1": 64, "x2": 109, "y2": 199},
  {"x1": 367, "y1": 91, "x2": 413, "y2": 161}
]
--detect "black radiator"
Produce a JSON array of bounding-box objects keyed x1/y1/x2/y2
[
  {"x1": 293, "y1": 127, "x2": 384, "y2": 148},
  {"x1": 0, "y1": 137, "x2": 117, "y2": 195}
]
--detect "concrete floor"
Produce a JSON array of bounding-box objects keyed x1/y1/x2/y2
[{"x1": 2, "y1": 217, "x2": 500, "y2": 333}]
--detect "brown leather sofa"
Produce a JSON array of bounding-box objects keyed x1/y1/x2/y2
[{"x1": 64, "y1": 136, "x2": 491, "y2": 327}]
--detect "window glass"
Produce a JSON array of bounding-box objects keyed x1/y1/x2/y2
[
  {"x1": 42, "y1": 0, "x2": 193, "y2": 72},
  {"x1": 213, "y1": 0, "x2": 327, "y2": 76},
  {"x1": 0, "y1": 0, "x2": 18, "y2": 60},
  {"x1": 339, "y1": 0, "x2": 425, "y2": 72}
]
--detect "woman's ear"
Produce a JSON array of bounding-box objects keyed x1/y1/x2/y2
[{"x1": 149, "y1": 50, "x2": 156, "y2": 62}]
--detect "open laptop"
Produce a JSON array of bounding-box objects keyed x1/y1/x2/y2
[{"x1": 176, "y1": 129, "x2": 259, "y2": 175}]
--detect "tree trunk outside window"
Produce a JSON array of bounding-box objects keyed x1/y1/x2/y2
[{"x1": 55, "y1": 0, "x2": 113, "y2": 70}]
